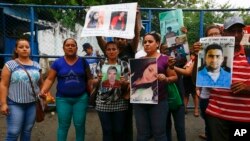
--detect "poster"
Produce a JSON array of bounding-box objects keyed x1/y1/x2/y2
[
  {"x1": 81, "y1": 3, "x2": 137, "y2": 39},
  {"x1": 159, "y1": 9, "x2": 184, "y2": 44},
  {"x1": 196, "y1": 37, "x2": 235, "y2": 89},
  {"x1": 129, "y1": 58, "x2": 158, "y2": 104},
  {"x1": 166, "y1": 34, "x2": 190, "y2": 66},
  {"x1": 101, "y1": 64, "x2": 121, "y2": 88}
]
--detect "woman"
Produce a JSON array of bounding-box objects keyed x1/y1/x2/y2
[
  {"x1": 92, "y1": 41, "x2": 130, "y2": 141},
  {"x1": 87, "y1": 11, "x2": 100, "y2": 28},
  {"x1": 134, "y1": 32, "x2": 177, "y2": 141},
  {"x1": 40, "y1": 38, "x2": 92, "y2": 141},
  {"x1": 0, "y1": 38, "x2": 43, "y2": 141},
  {"x1": 130, "y1": 60, "x2": 158, "y2": 103},
  {"x1": 110, "y1": 11, "x2": 126, "y2": 31}
]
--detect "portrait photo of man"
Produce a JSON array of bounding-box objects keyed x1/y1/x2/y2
[
  {"x1": 196, "y1": 43, "x2": 231, "y2": 88},
  {"x1": 101, "y1": 65, "x2": 121, "y2": 88}
]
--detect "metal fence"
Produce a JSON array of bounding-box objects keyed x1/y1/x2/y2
[
  {"x1": 0, "y1": 3, "x2": 250, "y2": 67},
  {"x1": 1, "y1": 3, "x2": 250, "y2": 108}
]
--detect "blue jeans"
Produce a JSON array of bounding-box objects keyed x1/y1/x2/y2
[
  {"x1": 56, "y1": 93, "x2": 88, "y2": 141},
  {"x1": 166, "y1": 105, "x2": 186, "y2": 141},
  {"x1": 97, "y1": 110, "x2": 127, "y2": 141},
  {"x1": 134, "y1": 100, "x2": 169, "y2": 141},
  {"x1": 6, "y1": 101, "x2": 36, "y2": 141}
]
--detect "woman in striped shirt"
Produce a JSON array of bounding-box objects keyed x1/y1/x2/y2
[{"x1": 0, "y1": 38, "x2": 43, "y2": 141}]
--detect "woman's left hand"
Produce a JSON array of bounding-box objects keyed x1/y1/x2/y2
[{"x1": 158, "y1": 74, "x2": 166, "y2": 81}]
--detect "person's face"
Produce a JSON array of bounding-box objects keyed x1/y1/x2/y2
[
  {"x1": 141, "y1": 63, "x2": 157, "y2": 83},
  {"x1": 86, "y1": 47, "x2": 93, "y2": 55},
  {"x1": 114, "y1": 37, "x2": 128, "y2": 47},
  {"x1": 105, "y1": 44, "x2": 119, "y2": 60},
  {"x1": 63, "y1": 39, "x2": 77, "y2": 56},
  {"x1": 223, "y1": 24, "x2": 244, "y2": 47},
  {"x1": 119, "y1": 12, "x2": 125, "y2": 17},
  {"x1": 205, "y1": 49, "x2": 224, "y2": 72},
  {"x1": 93, "y1": 12, "x2": 99, "y2": 20},
  {"x1": 175, "y1": 38, "x2": 181, "y2": 44},
  {"x1": 108, "y1": 69, "x2": 117, "y2": 84},
  {"x1": 15, "y1": 40, "x2": 30, "y2": 58},
  {"x1": 143, "y1": 35, "x2": 159, "y2": 55},
  {"x1": 207, "y1": 28, "x2": 221, "y2": 37}
]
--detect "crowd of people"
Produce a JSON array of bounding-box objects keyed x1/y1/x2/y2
[{"x1": 0, "y1": 8, "x2": 250, "y2": 141}]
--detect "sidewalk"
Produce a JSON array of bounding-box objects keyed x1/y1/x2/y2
[{"x1": 0, "y1": 108, "x2": 205, "y2": 141}]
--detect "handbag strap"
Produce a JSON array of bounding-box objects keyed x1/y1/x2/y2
[{"x1": 15, "y1": 60, "x2": 37, "y2": 99}]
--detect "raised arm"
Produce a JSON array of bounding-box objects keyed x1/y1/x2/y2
[
  {"x1": 96, "y1": 36, "x2": 107, "y2": 53},
  {"x1": 130, "y1": 10, "x2": 142, "y2": 53}
]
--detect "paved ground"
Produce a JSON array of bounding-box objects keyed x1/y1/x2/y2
[{"x1": 0, "y1": 107, "x2": 205, "y2": 141}]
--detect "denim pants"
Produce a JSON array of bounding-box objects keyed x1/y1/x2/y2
[
  {"x1": 97, "y1": 110, "x2": 127, "y2": 141},
  {"x1": 6, "y1": 101, "x2": 36, "y2": 141},
  {"x1": 56, "y1": 93, "x2": 88, "y2": 141},
  {"x1": 134, "y1": 99, "x2": 169, "y2": 141},
  {"x1": 166, "y1": 105, "x2": 186, "y2": 141}
]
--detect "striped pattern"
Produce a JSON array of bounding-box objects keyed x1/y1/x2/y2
[
  {"x1": 206, "y1": 51, "x2": 250, "y2": 122},
  {"x1": 6, "y1": 60, "x2": 41, "y2": 103}
]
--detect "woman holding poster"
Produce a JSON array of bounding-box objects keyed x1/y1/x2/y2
[
  {"x1": 92, "y1": 41, "x2": 130, "y2": 141},
  {"x1": 133, "y1": 32, "x2": 177, "y2": 141}
]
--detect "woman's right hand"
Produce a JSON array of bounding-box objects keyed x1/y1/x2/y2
[
  {"x1": 168, "y1": 57, "x2": 176, "y2": 69},
  {"x1": 0, "y1": 103, "x2": 9, "y2": 115}
]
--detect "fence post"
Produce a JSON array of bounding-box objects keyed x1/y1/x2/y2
[
  {"x1": 148, "y1": 9, "x2": 152, "y2": 32},
  {"x1": 29, "y1": 6, "x2": 35, "y2": 57},
  {"x1": 199, "y1": 10, "x2": 204, "y2": 38}
]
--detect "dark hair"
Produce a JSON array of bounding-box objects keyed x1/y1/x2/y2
[
  {"x1": 205, "y1": 44, "x2": 223, "y2": 55},
  {"x1": 131, "y1": 60, "x2": 158, "y2": 101},
  {"x1": 105, "y1": 41, "x2": 118, "y2": 50},
  {"x1": 107, "y1": 66, "x2": 117, "y2": 73},
  {"x1": 89, "y1": 11, "x2": 98, "y2": 19},
  {"x1": 82, "y1": 43, "x2": 92, "y2": 52},
  {"x1": 63, "y1": 38, "x2": 77, "y2": 48},
  {"x1": 167, "y1": 26, "x2": 172, "y2": 30},
  {"x1": 12, "y1": 38, "x2": 29, "y2": 59},
  {"x1": 205, "y1": 25, "x2": 222, "y2": 36},
  {"x1": 143, "y1": 31, "x2": 161, "y2": 43},
  {"x1": 131, "y1": 60, "x2": 156, "y2": 84}
]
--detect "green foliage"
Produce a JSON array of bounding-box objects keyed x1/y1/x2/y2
[{"x1": 13, "y1": 0, "x2": 250, "y2": 41}]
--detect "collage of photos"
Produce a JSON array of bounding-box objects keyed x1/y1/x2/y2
[{"x1": 81, "y1": 3, "x2": 137, "y2": 39}]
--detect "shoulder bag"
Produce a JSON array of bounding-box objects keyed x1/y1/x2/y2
[
  {"x1": 15, "y1": 60, "x2": 45, "y2": 122},
  {"x1": 167, "y1": 83, "x2": 183, "y2": 110}
]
